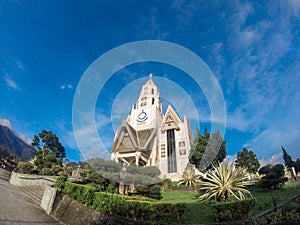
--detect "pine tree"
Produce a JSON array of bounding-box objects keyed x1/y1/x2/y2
[
  {"x1": 189, "y1": 128, "x2": 226, "y2": 171},
  {"x1": 281, "y1": 146, "x2": 295, "y2": 168},
  {"x1": 235, "y1": 148, "x2": 260, "y2": 174}
]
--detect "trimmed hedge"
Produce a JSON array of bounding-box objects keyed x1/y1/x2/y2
[
  {"x1": 64, "y1": 182, "x2": 186, "y2": 224},
  {"x1": 93, "y1": 192, "x2": 185, "y2": 223},
  {"x1": 64, "y1": 182, "x2": 96, "y2": 206},
  {"x1": 212, "y1": 198, "x2": 256, "y2": 222}
]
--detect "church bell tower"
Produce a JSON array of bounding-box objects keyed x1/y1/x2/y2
[{"x1": 110, "y1": 74, "x2": 193, "y2": 180}]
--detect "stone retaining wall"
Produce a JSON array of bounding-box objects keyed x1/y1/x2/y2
[
  {"x1": 51, "y1": 192, "x2": 153, "y2": 225},
  {"x1": 9, "y1": 171, "x2": 57, "y2": 186}
]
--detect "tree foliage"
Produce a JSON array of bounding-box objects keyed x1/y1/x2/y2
[
  {"x1": 198, "y1": 163, "x2": 253, "y2": 202},
  {"x1": 282, "y1": 146, "x2": 295, "y2": 168},
  {"x1": 123, "y1": 164, "x2": 161, "y2": 186},
  {"x1": 189, "y1": 128, "x2": 226, "y2": 171},
  {"x1": 235, "y1": 148, "x2": 260, "y2": 174},
  {"x1": 281, "y1": 146, "x2": 300, "y2": 173},
  {"x1": 295, "y1": 158, "x2": 300, "y2": 174},
  {"x1": 32, "y1": 130, "x2": 66, "y2": 160},
  {"x1": 258, "y1": 164, "x2": 287, "y2": 190}
]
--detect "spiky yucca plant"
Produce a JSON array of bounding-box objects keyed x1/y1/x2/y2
[
  {"x1": 178, "y1": 166, "x2": 200, "y2": 187},
  {"x1": 198, "y1": 163, "x2": 253, "y2": 202}
]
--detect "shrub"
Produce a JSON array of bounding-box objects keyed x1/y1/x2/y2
[
  {"x1": 149, "y1": 184, "x2": 162, "y2": 200},
  {"x1": 178, "y1": 165, "x2": 200, "y2": 187},
  {"x1": 259, "y1": 164, "x2": 272, "y2": 175},
  {"x1": 135, "y1": 184, "x2": 162, "y2": 200},
  {"x1": 64, "y1": 182, "x2": 186, "y2": 224},
  {"x1": 64, "y1": 182, "x2": 96, "y2": 206},
  {"x1": 16, "y1": 161, "x2": 34, "y2": 174},
  {"x1": 160, "y1": 178, "x2": 172, "y2": 191},
  {"x1": 199, "y1": 163, "x2": 253, "y2": 202},
  {"x1": 212, "y1": 198, "x2": 256, "y2": 222},
  {"x1": 93, "y1": 192, "x2": 186, "y2": 223},
  {"x1": 258, "y1": 164, "x2": 287, "y2": 189},
  {"x1": 54, "y1": 173, "x2": 68, "y2": 190}
]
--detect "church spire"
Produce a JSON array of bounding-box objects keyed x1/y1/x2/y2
[
  {"x1": 135, "y1": 73, "x2": 162, "y2": 112},
  {"x1": 144, "y1": 73, "x2": 156, "y2": 86}
]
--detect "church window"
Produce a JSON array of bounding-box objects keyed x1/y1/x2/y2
[
  {"x1": 152, "y1": 98, "x2": 155, "y2": 105},
  {"x1": 144, "y1": 87, "x2": 148, "y2": 94},
  {"x1": 167, "y1": 129, "x2": 177, "y2": 173},
  {"x1": 141, "y1": 97, "x2": 147, "y2": 101},
  {"x1": 179, "y1": 141, "x2": 185, "y2": 147},
  {"x1": 141, "y1": 102, "x2": 146, "y2": 107},
  {"x1": 151, "y1": 88, "x2": 154, "y2": 94},
  {"x1": 179, "y1": 141, "x2": 186, "y2": 155},
  {"x1": 179, "y1": 148, "x2": 186, "y2": 155}
]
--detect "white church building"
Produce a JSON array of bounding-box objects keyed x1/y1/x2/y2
[{"x1": 110, "y1": 74, "x2": 193, "y2": 179}]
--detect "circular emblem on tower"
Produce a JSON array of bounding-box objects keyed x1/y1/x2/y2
[{"x1": 137, "y1": 110, "x2": 148, "y2": 123}]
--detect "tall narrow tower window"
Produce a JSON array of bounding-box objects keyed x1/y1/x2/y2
[
  {"x1": 144, "y1": 87, "x2": 148, "y2": 94},
  {"x1": 152, "y1": 98, "x2": 155, "y2": 105},
  {"x1": 167, "y1": 129, "x2": 177, "y2": 173},
  {"x1": 151, "y1": 88, "x2": 154, "y2": 94}
]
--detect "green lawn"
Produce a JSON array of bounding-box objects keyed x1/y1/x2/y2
[
  {"x1": 160, "y1": 191, "x2": 215, "y2": 224},
  {"x1": 160, "y1": 181, "x2": 300, "y2": 224}
]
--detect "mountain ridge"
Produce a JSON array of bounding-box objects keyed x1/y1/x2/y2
[{"x1": 0, "y1": 124, "x2": 35, "y2": 160}]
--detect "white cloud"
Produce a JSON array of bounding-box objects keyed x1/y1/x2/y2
[
  {"x1": 0, "y1": 118, "x2": 12, "y2": 130},
  {"x1": 4, "y1": 77, "x2": 21, "y2": 91},
  {"x1": 72, "y1": 111, "x2": 112, "y2": 160},
  {"x1": 224, "y1": 154, "x2": 236, "y2": 165},
  {"x1": 60, "y1": 83, "x2": 73, "y2": 90},
  {"x1": 285, "y1": 0, "x2": 300, "y2": 18},
  {"x1": 259, "y1": 152, "x2": 283, "y2": 167},
  {"x1": 245, "y1": 128, "x2": 300, "y2": 160}
]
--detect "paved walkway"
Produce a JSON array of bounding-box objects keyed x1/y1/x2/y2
[{"x1": 0, "y1": 168, "x2": 61, "y2": 225}]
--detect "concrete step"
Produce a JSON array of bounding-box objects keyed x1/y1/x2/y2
[
  {"x1": 19, "y1": 185, "x2": 45, "y2": 205},
  {"x1": 0, "y1": 168, "x2": 10, "y2": 181}
]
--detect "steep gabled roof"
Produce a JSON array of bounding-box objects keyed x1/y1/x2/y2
[
  {"x1": 161, "y1": 105, "x2": 182, "y2": 131},
  {"x1": 111, "y1": 119, "x2": 156, "y2": 153}
]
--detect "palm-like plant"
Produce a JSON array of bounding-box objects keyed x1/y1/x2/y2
[
  {"x1": 178, "y1": 166, "x2": 200, "y2": 187},
  {"x1": 198, "y1": 163, "x2": 253, "y2": 202}
]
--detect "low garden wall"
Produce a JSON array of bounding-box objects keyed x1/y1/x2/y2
[{"x1": 9, "y1": 171, "x2": 57, "y2": 186}]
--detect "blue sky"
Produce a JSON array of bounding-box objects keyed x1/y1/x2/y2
[{"x1": 0, "y1": 0, "x2": 299, "y2": 164}]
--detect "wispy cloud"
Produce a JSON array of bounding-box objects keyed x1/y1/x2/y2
[
  {"x1": 60, "y1": 83, "x2": 73, "y2": 90},
  {"x1": 72, "y1": 112, "x2": 112, "y2": 160},
  {"x1": 4, "y1": 77, "x2": 21, "y2": 91},
  {"x1": 201, "y1": 1, "x2": 300, "y2": 162}
]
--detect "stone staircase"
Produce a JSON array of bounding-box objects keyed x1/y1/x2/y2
[
  {"x1": 18, "y1": 185, "x2": 45, "y2": 205},
  {"x1": 0, "y1": 168, "x2": 10, "y2": 181}
]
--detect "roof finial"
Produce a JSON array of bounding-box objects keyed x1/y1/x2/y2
[{"x1": 149, "y1": 73, "x2": 153, "y2": 79}]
